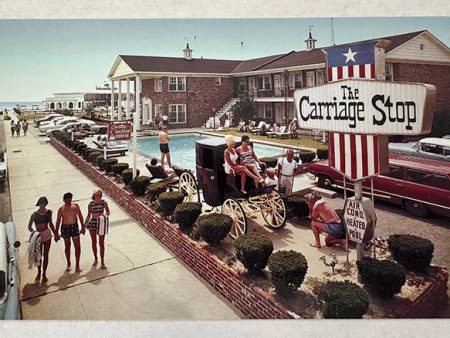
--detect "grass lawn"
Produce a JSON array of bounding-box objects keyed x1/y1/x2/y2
[{"x1": 214, "y1": 128, "x2": 328, "y2": 150}]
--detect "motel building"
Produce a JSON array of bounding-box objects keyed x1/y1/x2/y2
[{"x1": 106, "y1": 30, "x2": 450, "y2": 130}]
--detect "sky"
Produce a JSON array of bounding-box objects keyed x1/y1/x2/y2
[{"x1": 0, "y1": 17, "x2": 449, "y2": 102}]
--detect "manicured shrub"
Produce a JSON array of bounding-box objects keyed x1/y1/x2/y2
[
  {"x1": 77, "y1": 143, "x2": 88, "y2": 154},
  {"x1": 299, "y1": 150, "x2": 316, "y2": 163},
  {"x1": 71, "y1": 141, "x2": 81, "y2": 150},
  {"x1": 234, "y1": 233, "x2": 274, "y2": 273},
  {"x1": 88, "y1": 151, "x2": 102, "y2": 164},
  {"x1": 97, "y1": 156, "x2": 106, "y2": 170},
  {"x1": 316, "y1": 148, "x2": 328, "y2": 160},
  {"x1": 122, "y1": 168, "x2": 139, "y2": 185},
  {"x1": 111, "y1": 162, "x2": 129, "y2": 176},
  {"x1": 259, "y1": 157, "x2": 278, "y2": 168},
  {"x1": 130, "y1": 175, "x2": 151, "y2": 195},
  {"x1": 65, "y1": 140, "x2": 74, "y2": 149},
  {"x1": 284, "y1": 194, "x2": 309, "y2": 218},
  {"x1": 268, "y1": 250, "x2": 308, "y2": 296},
  {"x1": 318, "y1": 280, "x2": 369, "y2": 319},
  {"x1": 84, "y1": 148, "x2": 98, "y2": 160},
  {"x1": 196, "y1": 213, "x2": 232, "y2": 246},
  {"x1": 157, "y1": 191, "x2": 185, "y2": 217},
  {"x1": 175, "y1": 202, "x2": 203, "y2": 230},
  {"x1": 356, "y1": 256, "x2": 406, "y2": 299},
  {"x1": 103, "y1": 158, "x2": 119, "y2": 173},
  {"x1": 387, "y1": 234, "x2": 434, "y2": 272}
]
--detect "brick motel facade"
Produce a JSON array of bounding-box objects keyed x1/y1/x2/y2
[{"x1": 107, "y1": 30, "x2": 450, "y2": 132}]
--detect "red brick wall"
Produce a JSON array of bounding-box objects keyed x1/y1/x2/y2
[
  {"x1": 393, "y1": 63, "x2": 450, "y2": 113},
  {"x1": 141, "y1": 77, "x2": 235, "y2": 128}
]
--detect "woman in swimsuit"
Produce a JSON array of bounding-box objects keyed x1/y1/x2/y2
[
  {"x1": 27, "y1": 196, "x2": 60, "y2": 283},
  {"x1": 236, "y1": 135, "x2": 263, "y2": 180},
  {"x1": 224, "y1": 135, "x2": 264, "y2": 194},
  {"x1": 84, "y1": 188, "x2": 110, "y2": 269}
]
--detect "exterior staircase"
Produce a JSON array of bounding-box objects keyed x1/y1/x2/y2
[{"x1": 204, "y1": 97, "x2": 238, "y2": 128}]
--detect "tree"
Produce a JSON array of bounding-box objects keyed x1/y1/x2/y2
[{"x1": 232, "y1": 91, "x2": 256, "y2": 123}]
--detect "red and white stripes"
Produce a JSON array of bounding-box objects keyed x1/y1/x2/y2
[
  {"x1": 329, "y1": 132, "x2": 380, "y2": 180},
  {"x1": 327, "y1": 64, "x2": 375, "y2": 82}
]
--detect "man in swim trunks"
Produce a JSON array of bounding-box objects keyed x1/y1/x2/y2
[
  {"x1": 306, "y1": 193, "x2": 347, "y2": 250},
  {"x1": 159, "y1": 126, "x2": 171, "y2": 168},
  {"x1": 56, "y1": 192, "x2": 85, "y2": 272}
]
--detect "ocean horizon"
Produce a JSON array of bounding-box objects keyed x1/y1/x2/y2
[{"x1": 0, "y1": 101, "x2": 43, "y2": 110}]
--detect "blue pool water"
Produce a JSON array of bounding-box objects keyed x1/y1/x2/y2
[{"x1": 137, "y1": 133, "x2": 284, "y2": 170}]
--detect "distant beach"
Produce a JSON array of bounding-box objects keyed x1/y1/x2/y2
[{"x1": 0, "y1": 101, "x2": 42, "y2": 110}]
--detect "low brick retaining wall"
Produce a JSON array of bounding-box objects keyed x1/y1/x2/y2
[{"x1": 51, "y1": 138, "x2": 448, "y2": 319}]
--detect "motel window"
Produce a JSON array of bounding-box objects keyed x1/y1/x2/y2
[
  {"x1": 258, "y1": 76, "x2": 272, "y2": 90},
  {"x1": 316, "y1": 69, "x2": 326, "y2": 85},
  {"x1": 263, "y1": 103, "x2": 273, "y2": 119},
  {"x1": 215, "y1": 77, "x2": 222, "y2": 86},
  {"x1": 248, "y1": 77, "x2": 256, "y2": 93},
  {"x1": 154, "y1": 104, "x2": 162, "y2": 117},
  {"x1": 305, "y1": 71, "x2": 315, "y2": 87},
  {"x1": 169, "y1": 104, "x2": 186, "y2": 124},
  {"x1": 293, "y1": 72, "x2": 302, "y2": 89},
  {"x1": 385, "y1": 64, "x2": 394, "y2": 81},
  {"x1": 168, "y1": 76, "x2": 186, "y2": 92},
  {"x1": 155, "y1": 78, "x2": 162, "y2": 92},
  {"x1": 239, "y1": 78, "x2": 247, "y2": 91}
]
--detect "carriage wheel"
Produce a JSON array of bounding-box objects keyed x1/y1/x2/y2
[
  {"x1": 221, "y1": 199, "x2": 247, "y2": 239},
  {"x1": 179, "y1": 172, "x2": 200, "y2": 203},
  {"x1": 261, "y1": 189, "x2": 287, "y2": 229}
]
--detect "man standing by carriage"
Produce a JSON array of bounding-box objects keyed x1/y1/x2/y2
[{"x1": 277, "y1": 149, "x2": 301, "y2": 197}]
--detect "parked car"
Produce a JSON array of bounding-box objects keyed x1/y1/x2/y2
[
  {"x1": 39, "y1": 116, "x2": 66, "y2": 128},
  {"x1": 307, "y1": 154, "x2": 450, "y2": 218},
  {"x1": 45, "y1": 120, "x2": 96, "y2": 137},
  {"x1": 33, "y1": 113, "x2": 63, "y2": 127},
  {"x1": 39, "y1": 117, "x2": 80, "y2": 133},
  {"x1": 389, "y1": 137, "x2": 450, "y2": 162}
]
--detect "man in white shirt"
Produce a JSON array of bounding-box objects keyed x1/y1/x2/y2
[{"x1": 277, "y1": 149, "x2": 301, "y2": 197}]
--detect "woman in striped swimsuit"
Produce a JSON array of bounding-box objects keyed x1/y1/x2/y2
[
  {"x1": 236, "y1": 135, "x2": 263, "y2": 180},
  {"x1": 84, "y1": 188, "x2": 110, "y2": 269},
  {"x1": 27, "y1": 196, "x2": 60, "y2": 284}
]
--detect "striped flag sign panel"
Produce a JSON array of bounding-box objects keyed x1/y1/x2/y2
[
  {"x1": 329, "y1": 132, "x2": 388, "y2": 181},
  {"x1": 325, "y1": 42, "x2": 377, "y2": 82}
]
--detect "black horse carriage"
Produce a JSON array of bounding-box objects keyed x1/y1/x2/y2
[{"x1": 196, "y1": 137, "x2": 287, "y2": 238}]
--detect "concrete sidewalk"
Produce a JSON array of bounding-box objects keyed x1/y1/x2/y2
[{"x1": 4, "y1": 118, "x2": 241, "y2": 320}]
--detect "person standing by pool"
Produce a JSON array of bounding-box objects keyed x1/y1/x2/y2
[
  {"x1": 224, "y1": 135, "x2": 264, "y2": 194},
  {"x1": 84, "y1": 188, "x2": 110, "y2": 269},
  {"x1": 154, "y1": 113, "x2": 161, "y2": 131},
  {"x1": 277, "y1": 149, "x2": 300, "y2": 197},
  {"x1": 55, "y1": 192, "x2": 85, "y2": 273},
  {"x1": 162, "y1": 113, "x2": 169, "y2": 127},
  {"x1": 159, "y1": 126, "x2": 172, "y2": 168},
  {"x1": 27, "y1": 196, "x2": 60, "y2": 284}
]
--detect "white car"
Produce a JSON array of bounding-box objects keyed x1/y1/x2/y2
[
  {"x1": 39, "y1": 117, "x2": 80, "y2": 133},
  {"x1": 389, "y1": 137, "x2": 450, "y2": 162},
  {"x1": 34, "y1": 114, "x2": 63, "y2": 127},
  {"x1": 46, "y1": 120, "x2": 96, "y2": 137},
  {"x1": 39, "y1": 116, "x2": 66, "y2": 128}
]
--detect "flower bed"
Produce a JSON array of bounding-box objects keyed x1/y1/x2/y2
[{"x1": 50, "y1": 137, "x2": 448, "y2": 319}]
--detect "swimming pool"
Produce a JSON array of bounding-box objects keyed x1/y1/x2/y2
[{"x1": 137, "y1": 133, "x2": 284, "y2": 170}]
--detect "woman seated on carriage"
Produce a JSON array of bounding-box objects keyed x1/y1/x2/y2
[
  {"x1": 224, "y1": 135, "x2": 264, "y2": 194},
  {"x1": 236, "y1": 135, "x2": 264, "y2": 181}
]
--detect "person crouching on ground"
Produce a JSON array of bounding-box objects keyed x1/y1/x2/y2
[
  {"x1": 277, "y1": 149, "x2": 300, "y2": 197},
  {"x1": 27, "y1": 196, "x2": 60, "y2": 284},
  {"x1": 55, "y1": 192, "x2": 85, "y2": 272},
  {"x1": 306, "y1": 193, "x2": 347, "y2": 250},
  {"x1": 84, "y1": 188, "x2": 110, "y2": 269},
  {"x1": 159, "y1": 126, "x2": 171, "y2": 168},
  {"x1": 264, "y1": 167, "x2": 279, "y2": 190},
  {"x1": 224, "y1": 135, "x2": 264, "y2": 194}
]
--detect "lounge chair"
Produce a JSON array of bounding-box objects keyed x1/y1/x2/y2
[
  {"x1": 216, "y1": 119, "x2": 230, "y2": 132},
  {"x1": 145, "y1": 163, "x2": 179, "y2": 186},
  {"x1": 275, "y1": 126, "x2": 290, "y2": 139},
  {"x1": 250, "y1": 121, "x2": 265, "y2": 135},
  {"x1": 92, "y1": 140, "x2": 128, "y2": 157}
]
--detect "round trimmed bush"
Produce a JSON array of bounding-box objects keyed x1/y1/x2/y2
[
  {"x1": 88, "y1": 151, "x2": 102, "y2": 164},
  {"x1": 77, "y1": 143, "x2": 88, "y2": 154},
  {"x1": 129, "y1": 175, "x2": 151, "y2": 195},
  {"x1": 356, "y1": 256, "x2": 406, "y2": 298},
  {"x1": 387, "y1": 234, "x2": 434, "y2": 272},
  {"x1": 111, "y1": 162, "x2": 129, "y2": 176},
  {"x1": 175, "y1": 202, "x2": 202, "y2": 230},
  {"x1": 196, "y1": 213, "x2": 232, "y2": 246},
  {"x1": 103, "y1": 158, "x2": 119, "y2": 173},
  {"x1": 146, "y1": 182, "x2": 166, "y2": 201},
  {"x1": 234, "y1": 233, "x2": 274, "y2": 273},
  {"x1": 157, "y1": 191, "x2": 185, "y2": 217},
  {"x1": 299, "y1": 150, "x2": 316, "y2": 163},
  {"x1": 259, "y1": 157, "x2": 278, "y2": 168},
  {"x1": 318, "y1": 280, "x2": 369, "y2": 319},
  {"x1": 268, "y1": 250, "x2": 308, "y2": 296},
  {"x1": 84, "y1": 148, "x2": 98, "y2": 160},
  {"x1": 284, "y1": 194, "x2": 309, "y2": 218},
  {"x1": 97, "y1": 156, "x2": 106, "y2": 170},
  {"x1": 71, "y1": 141, "x2": 81, "y2": 151},
  {"x1": 316, "y1": 148, "x2": 328, "y2": 160},
  {"x1": 122, "y1": 168, "x2": 139, "y2": 185}
]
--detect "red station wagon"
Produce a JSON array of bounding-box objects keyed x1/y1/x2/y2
[{"x1": 308, "y1": 154, "x2": 450, "y2": 218}]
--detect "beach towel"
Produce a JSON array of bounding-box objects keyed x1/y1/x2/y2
[
  {"x1": 27, "y1": 231, "x2": 41, "y2": 269},
  {"x1": 97, "y1": 215, "x2": 109, "y2": 236}
]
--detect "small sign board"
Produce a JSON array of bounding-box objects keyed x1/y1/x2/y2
[
  {"x1": 343, "y1": 196, "x2": 376, "y2": 244},
  {"x1": 108, "y1": 122, "x2": 132, "y2": 141},
  {"x1": 294, "y1": 78, "x2": 436, "y2": 135}
]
